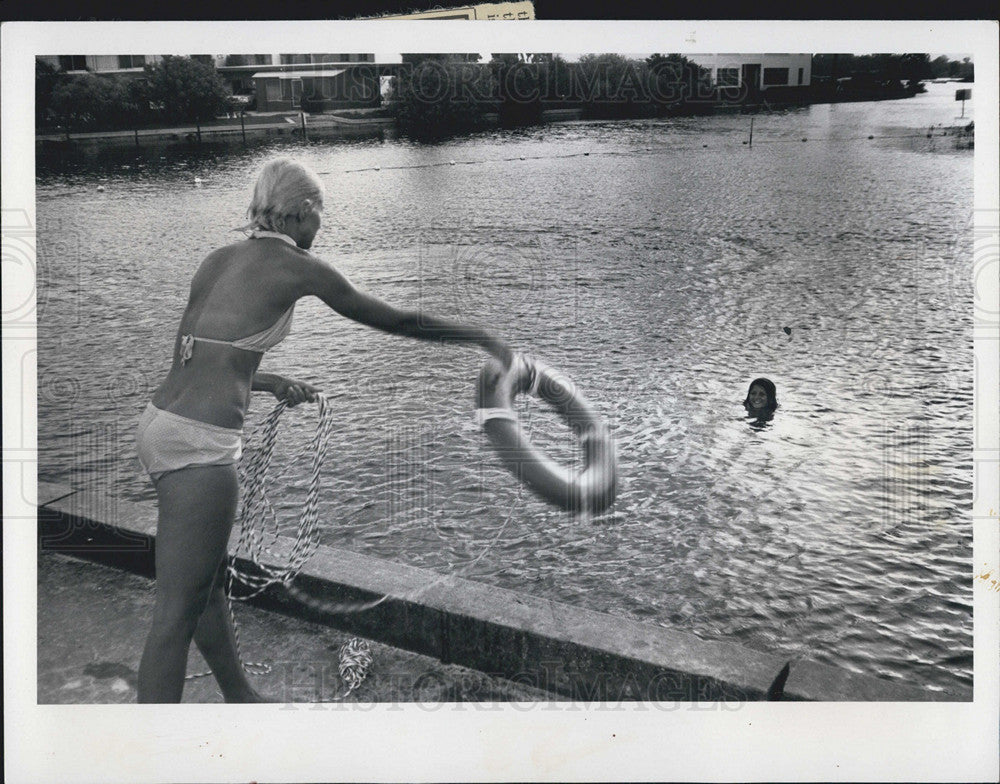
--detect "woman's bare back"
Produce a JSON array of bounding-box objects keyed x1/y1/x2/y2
[{"x1": 151, "y1": 239, "x2": 305, "y2": 428}]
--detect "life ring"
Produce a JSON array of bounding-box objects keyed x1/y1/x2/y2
[{"x1": 475, "y1": 356, "x2": 617, "y2": 514}]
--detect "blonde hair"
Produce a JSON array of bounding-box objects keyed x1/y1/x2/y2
[{"x1": 243, "y1": 158, "x2": 325, "y2": 233}]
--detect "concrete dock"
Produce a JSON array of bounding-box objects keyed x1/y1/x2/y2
[
  {"x1": 38, "y1": 550, "x2": 550, "y2": 704},
  {"x1": 37, "y1": 481, "x2": 966, "y2": 703}
]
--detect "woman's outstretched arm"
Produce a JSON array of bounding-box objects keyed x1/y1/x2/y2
[{"x1": 298, "y1": 254, "x2": 513, "y2": 366}]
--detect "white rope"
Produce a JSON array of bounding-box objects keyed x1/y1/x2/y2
[
  {"x1": 186, "y1": 393, "x2": 334, "y2": 680},
  {"x1": 229, "y1": 393, "x2": 335, "y2": 598},
  {"x1": 336, "y1": 638, "x2": 374, "y2": 699},
  {"x1": 186, "y1": 390, "x2": 523, "y2": 693}
]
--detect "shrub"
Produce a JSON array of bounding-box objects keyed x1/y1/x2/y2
[
  {"x1": 49, "y1": 73, "x2": 141, "y2": 130},
  {"x1": 142, "y1": 55, "x2": 229, "y2": 123},
  {"x1": 300, "y1": 95, "x2": 327, "y2": 114}
]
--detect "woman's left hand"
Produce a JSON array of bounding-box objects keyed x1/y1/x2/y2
[{"x1": 274, "y1": 377, "x2": 320, "y2": 407}]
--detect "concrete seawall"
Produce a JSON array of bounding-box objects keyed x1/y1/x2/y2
[
  {"x1": 35, "y1": 114, "x2": 395, "y2": 149},
  {"x1": 34, "y1": 109, "x2": 589, "y2": 151},
  {"x1": 37, "y1": 481, "x2": 964, "y2": 702}
]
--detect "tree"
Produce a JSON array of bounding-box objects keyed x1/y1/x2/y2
[
  {"x1": 645, "y1": 53, "x2": 711, "y2": 110},
  {"x1": 122, "y1": 78, "x2": 154, "y2": 126},
  {"x1": 574, "y1": 54, "x2": 659, "y2": 119},
  {"x1": 930, "y1": 55, "x2": 951, "y2": 79},
  {"x1": 899, "y1": 53, "x2": 932, "y2": 82},
  {"x1": 143, "y1": 55, "x2": 229, "y2": 123},
  {"x1": 490, "y1": 53, "x2": 544, "y2": 126},
  {"x1": 49, "y1": 73, "x2": 134, "y2": 130},
  {"x1": 929, "y1": 54, "x2": 973, "y2": 80},
  {"x1": 538, "y1": 54, "x2": 573, "y2": 104},
  {"x1": 393, "y1": 55, "x2": 496, "y2": 141},
  {"x1": 577, "y1": 53, "x2": 631, "y2": 101},
  {"x1": 401, "y1": 53, "x2": 481, "y2": 64},
  {"x1": 813, "y1": 53, "x2": 933, "y2": 84},
  {"x1": 35, "y1": 58, "x2": 60, "y2": 126}
]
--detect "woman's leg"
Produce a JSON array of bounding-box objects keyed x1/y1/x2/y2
[
  {"x1": 137, "y1": 464, "x2": 241, "y2": 703},
  {"x1": 191, "y1": 564, "x2": 266, "y2": 702}
]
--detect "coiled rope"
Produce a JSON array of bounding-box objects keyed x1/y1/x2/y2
[
  {"x1": 186, "y1": 390, "x2": 522, "y2": 695},
  {"x1": 186, "y1": 393, "x2": 336, "y2": 680},
  {"x1": 337, "y1": 638, "x2": 374, "y2": 698},
  {"x1": 229, "y1": 393, "x2": 334, "y2": 599}
]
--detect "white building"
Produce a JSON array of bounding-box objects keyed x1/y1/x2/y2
[
  {"x1": 37, "y1": 54, "x2": 389, "y2": 100},
  {"x1": 688, "y1": 54, "x2": 812, "y2": 90},
  {"x1": 37, "y1": 55, "x2": 165, "y2": 75}
]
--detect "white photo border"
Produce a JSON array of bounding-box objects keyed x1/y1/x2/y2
[{"x1": 3, "y1": 19, "x2": 998, "y2": 783}]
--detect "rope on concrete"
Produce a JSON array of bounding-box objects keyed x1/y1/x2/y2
[{"x1": 336, "y1": 638, "x2": 374, "y2": 699}]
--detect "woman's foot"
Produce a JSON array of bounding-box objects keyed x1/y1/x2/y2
[{"x1": 223, "y1": 686, "x2": 270, "y2": 703}]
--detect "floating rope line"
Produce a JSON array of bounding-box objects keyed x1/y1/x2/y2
[
  {"x1": 326, "y1": 128, "x2": 970, "y2": 175},
  {"x1": 338, "y1": 150, "x2": 598, "y2": 173}
]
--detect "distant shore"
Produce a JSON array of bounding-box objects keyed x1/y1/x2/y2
[{"x1": 35, "y1": 83, "x2": 941, "y2": 152}]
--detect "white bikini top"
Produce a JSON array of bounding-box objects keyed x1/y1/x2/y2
[{"x1": 179, "y1": 230, "x2": 297, "y2": 364}]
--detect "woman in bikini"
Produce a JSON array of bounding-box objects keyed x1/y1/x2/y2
[{"x1": 135, "y1": 157, "x2": 512, "y2": 702}]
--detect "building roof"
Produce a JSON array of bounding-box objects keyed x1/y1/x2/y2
[{"x1": 251, "y1": 69, "x2": 347, "y2": 80}]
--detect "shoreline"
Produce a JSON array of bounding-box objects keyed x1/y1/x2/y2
[
  {"x1": 35, "y1": 90, "x2": 954, "y2": 152},
  {"x1": 35, "y1": 113, "x2": 398, "y2": 148}
]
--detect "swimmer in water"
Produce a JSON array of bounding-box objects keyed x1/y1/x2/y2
[{"x1": 743, "y1": 377, "x2": 778, "y2": 422}]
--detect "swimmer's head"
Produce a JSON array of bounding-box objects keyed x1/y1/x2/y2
[
  {"x1": 245, "y1": 158, "x2": 325, "y2": 245},
  {"x1": 743, "y1": 377, "x2": 777, "y2": 415}
]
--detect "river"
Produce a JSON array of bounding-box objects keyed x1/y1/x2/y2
[{"x1": 36, "y1": 81, "x2": 975, "y2": 694}]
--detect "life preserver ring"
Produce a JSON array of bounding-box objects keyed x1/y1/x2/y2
[{"x1": 475, "y1": 356, "x2": 617, "y2": 514}]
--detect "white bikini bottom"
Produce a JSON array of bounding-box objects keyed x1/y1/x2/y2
[{"x1": 136, "y1": 403, "x2": 243, "y2": 482}]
